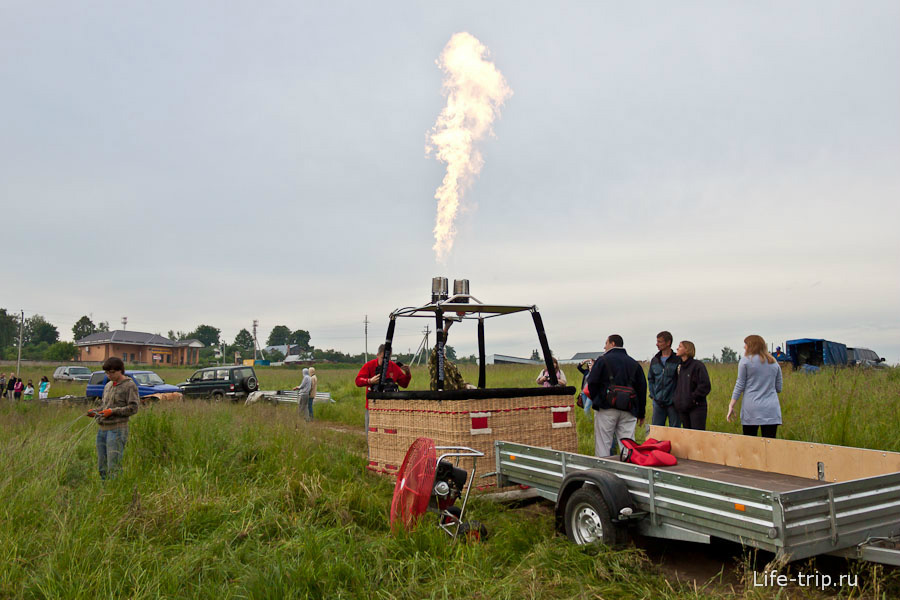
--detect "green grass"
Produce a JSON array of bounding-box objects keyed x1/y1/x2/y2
[{"x1": 1, "y1": 363, "x2": 899, "y2": 598}]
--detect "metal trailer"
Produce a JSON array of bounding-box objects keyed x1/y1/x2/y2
[{"x1": 495, "y1": 440, "x2": 900, "y2": 565}]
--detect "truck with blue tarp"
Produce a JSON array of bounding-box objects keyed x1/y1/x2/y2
[{"x1": 785, "y1": 338, "x2": 848, "y2": 372}]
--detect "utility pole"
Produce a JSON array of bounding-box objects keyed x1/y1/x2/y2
[
  {"x1": 410, "y1": 325, "x2": 431, "y2": 366},
  {"x1": 16, "y1": 310, "x2": 24, "y2": 377},
  {"x1": 364, "y1": 314, "x2": 369, "y2": 362},
  {"x1": 122, "y1": 316, "x2": 128, "y2": 330},
  {"x1": 252, "y1": 320, "x2": 259, "y2": 361}
]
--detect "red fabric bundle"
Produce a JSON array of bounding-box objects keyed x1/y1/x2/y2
[{"x1": 619, "y1": 438, "x2": 677, "y2": 467}]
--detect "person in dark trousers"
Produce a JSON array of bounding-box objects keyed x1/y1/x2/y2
[
  {"x1": 585, "y1": 335, "x2": 647, "y2": 457},
  {"x1": 87, "y1": 357, "x2": 140, "y2": 479},
  {"x1": 647, "y1": 330, "x2": 681, "y2": 428},
  {"x1": 727, "y1": 335, "x2": 783, "y2": 438},
  {"x1": 6, "y1": 374, "x2": 16, "y2": 401},
  {"x1": 672, "y1": 341, "x2": 711, "y2": 430}
]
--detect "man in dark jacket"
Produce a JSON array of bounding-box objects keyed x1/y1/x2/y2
[
  {"x1": 647, "y1": 331, "x2": 681, "y2": 428},
  {"x1": 586, "y1": 335, "x2": 647, "y2": 457}
]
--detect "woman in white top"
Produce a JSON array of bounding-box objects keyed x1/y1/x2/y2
[{"x1": 727, "y1": 335, "x2": 783, "y2": 438}]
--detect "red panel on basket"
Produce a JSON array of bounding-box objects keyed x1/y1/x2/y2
[
  {"x1": 389, "y1": 437, "x2": 436, "y2": 532},
  {"x1": 552, "y1": 410, "x2": 569, "y2": 424},
  {"x1": 471, "y1": 416, "x2": 488, "y2": 430},
  {"x1": 384, "y1": 429, "x2": 397, "y2": 434},
  {"x1": 368, "y1": 427, "x2": 377, "y2": 432}
]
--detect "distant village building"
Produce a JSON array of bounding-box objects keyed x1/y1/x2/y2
[
  {"x1": 479, "y1": 352, "x2": 606, "y2": 366},
  {"x1": 562, "y1": 351, "x2": 605, "y2": 364},
  {"x1": 481, "y1": 354, "x2": 543, "y2": 365},
  {"x1": 75, "y1": 330, "x2": 204, "y2": 365}
]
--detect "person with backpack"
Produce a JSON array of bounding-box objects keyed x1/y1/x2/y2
[
  {"x1": 585, "y1": 334, "x2": 647, "y2": 457},
  {"x1": 672, "y1": 341, "x2": 712, "y2": 430},
  {"x1": 647, "y1": 331, "x2": 681, "y2": 428}
]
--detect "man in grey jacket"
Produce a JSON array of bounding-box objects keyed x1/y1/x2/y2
[{"x1": 87, "y1": 357, "x2": 140, "y2": 479}]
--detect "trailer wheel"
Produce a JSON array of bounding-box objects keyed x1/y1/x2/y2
[{"x1": 564, "y1": 486, "x2": 621, "y2": 546}]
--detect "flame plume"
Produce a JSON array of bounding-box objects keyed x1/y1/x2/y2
[{"x1": 427, "y1": 32, "x2": 512, "y2": 261}]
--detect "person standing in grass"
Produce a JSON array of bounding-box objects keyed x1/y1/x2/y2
[
  {"x1": 647, "y1": 331, "x2": 681, "y2": 428},
  {"x1": 308, "y1": 367, "x2": 318, "y2": 419},
  {"x1": 672, "y1": 341, "x2": 711, "y2": 430},
  {"x1": 585, "y1": 335, "x2": 647, "y2": 457},
  {"x1": 727, "y1": 335, "x2": 783, "y2": 438},
  {"x1": 13, "y1": 378, "x2": 23, "y2": 400},
  {"x1": 23, "y1": 380, "x2": 34, "y2": 400},
  {"x1": 295, "y1": 368, "x2": 312, "y2": 421},
  {"x1": 87, "y1": 357, "x2": 139, "y2": 480},
  {"x1": 0, "y1": 374, "x2": 5, "y2": 399},
  {"x1": 6, "y1": 374, "x2": 16, "y2": 401},
  {"x1": 38, "y1": 376, "x2": 50, "y2": 400}
]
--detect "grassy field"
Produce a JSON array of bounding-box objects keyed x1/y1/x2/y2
[{"x1": 1, "y1": 362, "x2": 899, "y2": 598}]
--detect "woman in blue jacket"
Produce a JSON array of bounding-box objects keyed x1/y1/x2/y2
[{"x1": 727, "y1": 335, "x2": 783, "y2": 438}]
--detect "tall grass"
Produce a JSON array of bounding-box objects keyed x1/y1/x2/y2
[{"x1": 2, "y1": 363, "x2": 898, "y2": 598}]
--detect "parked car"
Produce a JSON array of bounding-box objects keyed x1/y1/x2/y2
[
  {"x1": 178, "y1": 365, "x2": 259, "y2": 401},
  {"x1": 847, "y1": 347, "x2": 887, "y2": 368},
  {"x1": 86, "y1": 370, "x2": 182, "y2": 401},
  {"x1": 53, "y1": 365, "x2": 93, "y2": 382}
]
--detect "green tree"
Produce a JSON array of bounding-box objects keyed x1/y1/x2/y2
[
  {"x1": 189, "y1": 325, "x2": 220, "y2": 347},
  {"x1": 234, "y1": 329, "x2": 254, "y2": 353},
  {"x1": 289, "y1": 329, "x2": 311, "y2": 350},
  {"x1": 46, "y1": 342, "x2": 77, "y2": 361},
  {"x1": 97, "y1": 321, "x2": 110, "y2": 332},
  {"x1": 0, "y1": 309, "x2": 18, "y2": 349},
  {"x1": 720, "y1": 347, "x2": 739, "y2": 364},
  {"x1": 445, "y1": 345, "x2": 458, "y2": 361},
  {"x1": 266, "y1": 325, "x2": 291, "y2": 346},
  {"x1": 267, "y1": 349, "x2": 285, "y2": 362},
  {"x1": 24, "y1": 315, "x2": 59, "y2": 345},
  {"x1": 72, "y1": 316, "x2": 96, "y2": 341},
  {"x1": 530, "y1": 349, "x2": 540, "y2": 361}
]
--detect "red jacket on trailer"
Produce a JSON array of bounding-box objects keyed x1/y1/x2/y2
[{"x1": 355, "y1": 359, "x2": 412, "y2": 409}]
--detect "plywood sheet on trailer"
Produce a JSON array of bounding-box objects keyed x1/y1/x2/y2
[{"x1": 649, "y1": 426, "x2": 900, "y2": 483}]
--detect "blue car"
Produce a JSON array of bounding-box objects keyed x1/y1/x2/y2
[{"x1": 86, "y1": 370, "x2": 182, "y2": 401}]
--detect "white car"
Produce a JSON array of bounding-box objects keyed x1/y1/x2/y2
[{"x1": 52, "y1": 365, "x2": 92, "y2": 382}]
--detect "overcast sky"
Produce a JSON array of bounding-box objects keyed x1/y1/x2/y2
[{"x1": 3, "y1": 1, "x2": 898, "y2": 362}]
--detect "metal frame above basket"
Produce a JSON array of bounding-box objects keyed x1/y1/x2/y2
[{"x1": 376, "y1": 277, "x2": 560, "y2": 392}]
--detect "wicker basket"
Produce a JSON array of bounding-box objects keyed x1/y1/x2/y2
[{"x1": 367, "y1": 386, "x2": 577, "y2": 489}]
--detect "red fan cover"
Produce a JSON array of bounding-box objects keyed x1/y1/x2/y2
[{"x1": 390, "y1": 437, "x2": 437, "y2": 530}]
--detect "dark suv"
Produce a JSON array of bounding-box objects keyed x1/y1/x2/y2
[{"x1": 178, "y1": 366, "x2": 259, "y2": 401}]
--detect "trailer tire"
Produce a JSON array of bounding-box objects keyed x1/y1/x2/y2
[{"x1": 564, "y1": 487, "x2": 623, "y2": 546}]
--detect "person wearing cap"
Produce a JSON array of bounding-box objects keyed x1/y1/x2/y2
[
  {"x1": 772, "y1": 346, "x2": 787, "y2": 361},
  {"x1": 87, "y1": 357, "x2": 139, "y2": 479}
]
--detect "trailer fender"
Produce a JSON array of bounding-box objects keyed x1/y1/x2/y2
[{"x1": 554, "y1": 469, "x2": 634, "y2": 533}]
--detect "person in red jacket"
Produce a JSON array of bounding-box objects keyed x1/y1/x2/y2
[{"x1": 356, "y1": 344, "x2": 412, "y2": 435}]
